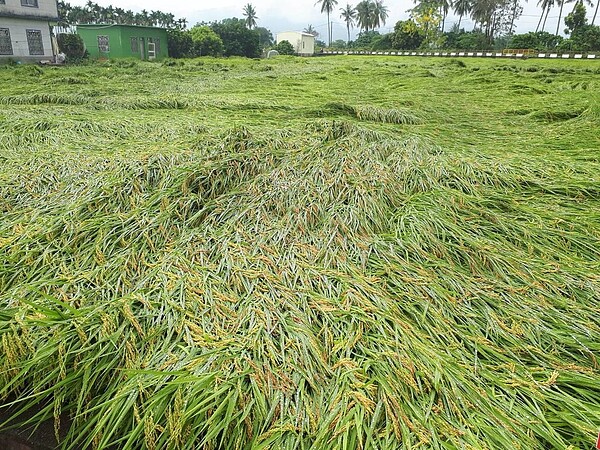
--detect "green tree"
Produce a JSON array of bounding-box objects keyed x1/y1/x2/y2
[
  {"x1": 57, "y1": 1, "x2": 186, "y2": 28},
  {"x1": 274, "y1": 40, "x2": 295, "y2": 54},
  {"x1": 356, "y1": 0, "x2": 372, "y2": 30},
  {"x1": 355, "y1": 0, "x2": 388, "y2": 31},
  {"x1": 57, "y1": 33, "x2": 87, "y2": 62},
  {"x1": 536, "y1": 0, "x2": 555, "y2": 32},
  {"x1": 410, "y1": 0, "x2": 443, "y2": 47},
  {"x1": 373, "y1": 0, "x2": 389, "y2": 28},
  {"x1": 564, "y1": 1, "x2": 587, "y2": 34},
  {"x1": 508, "y1": 0, "x2": 524, "y2": 34},
  {"x1": 340, "y1": 4, "x2": 357, "y2": 43},
  {"x1": 352, "y1": 30, "x2": 381, "y2": 47},
  {"x1": 555, "y1": 0, "x2": 569, "y2": 36},
  {"x1": 452, "y1": 0, "x2": 472, "y2": 29},
  {"x1": 303, "y1": 24, "x2": 319, "y2": 37},
  {"x1": 454, "y1": 30, "x2": 492, "y2": 49},
  {"x1": 508, "y1": 30, "x2": 563, "y2": 49},
  {"x1": 242, "y1": 3, "x2": 258, "y2": 29},
  {"x1": 167, "y1": 29, "x2": 194, "y2": 58},
  {"x1": 190, "y1": 25, "x2": 224, "y2": 57},
  {"x1": 560, "y1": 2, "x2": 600, "y2": 50},
  {"x1": 210, "y1": 18, "x2": 261, "y2": 58},
  {"x1": 371, "y1": 33, "x2": 393, "y2": 49},
  {"x1": 255, "y1": 27, "x2": 274, "y2": 49},
  {"x1": 438, "y1": 0, "x2": 452, "y2": 32},
  {"x1": 331, "y1": 39, "x2": 348, "y2": 47},
  {"x1": 391, "y1": 20, "x2": 425, "y2": 49},
  {"x1": 316, "y1": 0, "x2": 339, "y2": 46}
]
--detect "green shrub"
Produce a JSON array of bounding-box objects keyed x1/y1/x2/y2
[
  {"x1": 57, "y1": 33, "x2": 87, "y2": 63},
  {"x1": 274, "y1": 40, "x2": 295, "y2": 55}
]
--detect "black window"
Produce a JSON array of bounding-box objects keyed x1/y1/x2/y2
[
  {"x1": 21, "y1": 0, "x2": 39, "y2": 7},
  {"x1": 154, "y1": 38, "x2": 160, "y2": 54},
  {"x1": 0, "y1": 28, "x2": 12, "y2": 55},
  {"x1": 26, "y1": 29, "x2": 44, "y2": 55},
  {"x1": 130, "y1": 37, "x2": 139, "y2": 53}
]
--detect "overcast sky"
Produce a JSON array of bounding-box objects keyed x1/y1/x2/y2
[{"x1": 66, "y1": 0, "x2": 594, "y2": 40}]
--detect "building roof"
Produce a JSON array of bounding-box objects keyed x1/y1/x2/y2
[
  {"x1": 277, "y1": 31, "x2": 316, "y2": 38},
  {"x1": 76, "y1": 24, "x2": 167, "y2": 31}
]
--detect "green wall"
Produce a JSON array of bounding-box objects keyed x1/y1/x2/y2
[{"x1": 77, "y1": 25, "x2": 168, "y2": 60}]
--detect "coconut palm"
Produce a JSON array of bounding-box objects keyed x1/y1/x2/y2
[
  {"x1": 508, "y1": 0, "x2": 526, "y2": 34},
  {"x1": 536, "y1": 0, "x2": 554, "y2": 31},
  {"x1": 316, "y1": 0, "x2": 339, "y2": 46},
  {"x1": 304, "y1": 24, "x2": 320, "y2": 36},
  {"x1": 453, "y1": 0, "x2": 473, "y2": 28},
  {"x1": 242, "y1": 3, "x2": 258, "y2": 29},
  {"x1": 438, "y1": 0, "x2": 452, "y2": 31},
  {"x1": 373, "y1": 0, "x2": 389, "y2": 28},
  {"x1": 356, "y1": 0, "x2": 375, "y2": 30},
  {"x1": 340, "y1": 4, "x2": 357, "y2": 43},
  {"x1": 470, "y1": 0, "x2": 498, "y2": 39},
  {"x1": 555, "y1": 0, "x2": 567, "y2": 35}
]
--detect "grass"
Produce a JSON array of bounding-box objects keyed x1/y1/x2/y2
[{"x1": 0, "y1": 56, "x2": 599, "y2": 450}]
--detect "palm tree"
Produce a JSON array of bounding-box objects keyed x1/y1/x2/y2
[
  {"x1": 57, "y1": 1, "x2": 70, "y2": 23},
  {"x1": 340, "y1": 4, "x2": 357, "y2": 43},
  {"x1": 356, "y1": 0, "x2": 375, "y2": 31},
  {"x1": 304, "y1": 24, "x2": 319, "y2": 37},
  {"x1": 438, "y1": 0, "x2": 452, "y2": 31},
  {"x1": 542, "y1": 0, "x2": 553, "y2": 30},
  {"x1": 242, "y1": 3, "x2": 258, "y2": 29},
  {"x1": 373, "y1": 0, "x2": 389, "y2": 29},
  {"x1": 470, "y1": 0, "x2": 497, "y2": 39},
  {"x1": 508, "y1": 0, "x2": 525, "y2": 34},
  {"x1": 555, "y1": 0, "x2": 567, "y2": 35},
  {"x1": 148, "y1": 10, "x2": 158, "y2": 26},
  {"x1": 453, "y1": 0, "x2": 473, "y2": 28},
  {"x1": 536, "y1": 0, "x2": 553, "y2": 31},
  {"x1": 316, "y1": 0, "x2": 339, "y2": 46}
]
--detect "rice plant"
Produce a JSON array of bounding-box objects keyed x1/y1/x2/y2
[{"x1": 0, "y1": 56, "x2": 599, "y2": 450}]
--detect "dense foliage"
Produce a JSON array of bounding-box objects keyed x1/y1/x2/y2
[
  {"x1": 190, "y1": 26, "x2": 224, "y2": 57},
  {"x1": 209, "y1": 18, "x2": 261, "y2": 58},
  {"x1": 166, "y1": 29, "x2": 195, "y2": 59},
  {"x1": 273, "y1": 40, "x2": 296, "y2": 55},
  {"x1": 391, "y1": 20, "x2": 425, "y2": 50},
  {"x1": 329, "y1": 0, "x2": 598, "y2": 51},
  {"x1": 56, "y1": 33, "x2": 86, "y2": 62},
  {"x1": 57, "y1": 0, "x2": 187, "y2": 29},
  {"x1": 0, "y1": 56, "x2": 599, "y2": 450},
  {"x1": 508, "y1": 31, "x2": 564, "y2": 51}
]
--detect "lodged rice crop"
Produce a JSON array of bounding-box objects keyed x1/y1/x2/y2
[{"x1": 0, "y1": 56, "x2": 599, "y2": 450}]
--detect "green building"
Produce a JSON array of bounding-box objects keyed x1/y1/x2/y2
[{"x1": 76, "y1": 24, "x2": 168, "y2": 60}]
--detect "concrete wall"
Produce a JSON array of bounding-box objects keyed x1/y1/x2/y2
[
  {"x1": 0, "y1": 0, "x2": 58, "y2": 20},
  {"x1": 0, "y1": 16, "x2": 54, "y2": 60}
]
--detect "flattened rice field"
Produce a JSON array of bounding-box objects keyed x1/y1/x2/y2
[{"x1": 0, "y1": 56, "x2": 599, "y2": 449}]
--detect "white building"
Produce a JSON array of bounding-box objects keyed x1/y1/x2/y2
[
  {"x1": 0, "y1": 0, "x2": 58, "y2": 62},
  {"x1": 276, "y1": 31, "x2": 315, "y2": 56}
]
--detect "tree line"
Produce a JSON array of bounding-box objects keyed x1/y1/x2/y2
[
  {"x1": 57, "y1": 1, "x2": 188, "y2": 29},
  {"x1": 316, "y1": 0, "x2": 598, "y2": 51},
  {"x1": 56, "y1": 0, "x2": 599, "y2": 58}
]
